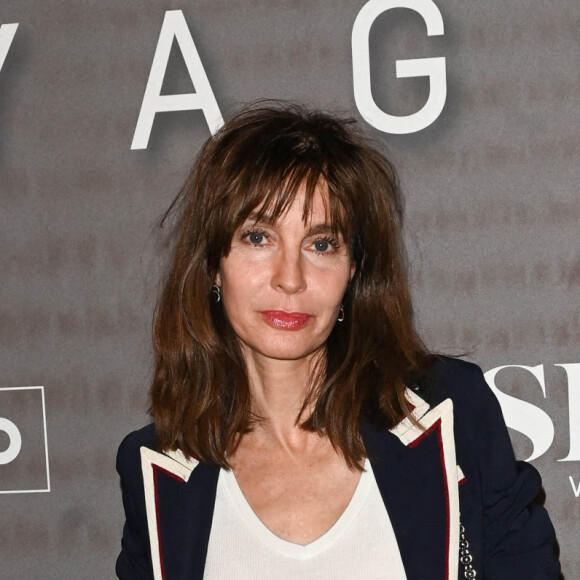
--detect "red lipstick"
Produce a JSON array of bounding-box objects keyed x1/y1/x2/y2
[{"x1": 260, "y1": 310, "x2": 311, "y2": 330}]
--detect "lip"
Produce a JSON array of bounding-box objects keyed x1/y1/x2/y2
[{"x1": 259, "y1": 310, "x2": 312, "y2": 330}]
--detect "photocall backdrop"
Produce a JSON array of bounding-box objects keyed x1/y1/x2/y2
[{"x1": 1, "y1": 1, "x2": 578, "y2": 577}]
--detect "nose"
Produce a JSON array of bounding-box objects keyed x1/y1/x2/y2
[{"x1": 271, "y1": 247, "x2": 306, "y2": 294}]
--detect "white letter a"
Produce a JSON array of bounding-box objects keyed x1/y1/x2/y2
[{"x1": 131, "y1": 10, "x2": 223, "y2": 150}]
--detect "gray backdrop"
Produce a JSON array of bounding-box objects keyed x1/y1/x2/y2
[{"x1": 1, "y1": 1, "x2": 578, "y2": 578}]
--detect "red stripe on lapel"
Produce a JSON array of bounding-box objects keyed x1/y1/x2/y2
[
  {"x1": 408, "y1": 419, "x2": 452, "y2": 580},
  {"x1": 141, "y1": 447, "x2": 199, "y2": 580},
  {"x1": 152, "y1": 463, "x2": 187, "y2": 580},
  {"x1": 408, "y1": 417, "x2": 441, "y2": 448},
  {"x1": 154, "y1": 464, "x2": 186, "y2": 482},
  {"x1": 153, "y1": 466, "x2": 168, "y2": 580},
  {"x1": 391, "y1": 395, "x2": 460, "y2": 580}
]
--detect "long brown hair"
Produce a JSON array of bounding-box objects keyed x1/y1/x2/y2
[{"x1": 150, "y1": 102, "x2": 431, "y2": 469}]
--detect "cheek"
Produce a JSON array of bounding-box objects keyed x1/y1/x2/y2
[
  {"x1": 311, "y1": 263, "x2": 352, "y2": 296},
  {"x1": 221, "y1": 261, "x2": 268, "y2": 293},
  {"x1": 219, "y1": 262, "x2": 269, "y2": 320}
]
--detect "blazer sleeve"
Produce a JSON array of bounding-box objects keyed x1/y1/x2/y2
[
  {"x1": 452, "y1": 361, "x2": 561, "y2": 579},
  {"x1": 115, "y1": 430, "x2": 154, "y2": 580}
]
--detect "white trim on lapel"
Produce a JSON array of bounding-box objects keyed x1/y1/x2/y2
[
  {"x1": 390, "y1": 390, "x2": 461, "y2": 580},
  {"x1": 389, "y1": 389, "x2": 430, "y2": 442},
  {"x1": 140, "y1": 447, "x2": 200, "y2": 580}
]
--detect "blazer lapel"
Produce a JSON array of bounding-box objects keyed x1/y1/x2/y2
[
  {"x1": 138, "y1": 391, "x2": 461, "y2": 580},
  {"x1": 140, "y1": 447, "x2": 220, "y2": 580},
  {"x1": 361, "y1": 391, "x2": 461, "y2": 580}
]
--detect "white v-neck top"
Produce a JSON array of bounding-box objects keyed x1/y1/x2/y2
[{"x1": 203, "y1": 459, "x2": 407, "y2": 579}]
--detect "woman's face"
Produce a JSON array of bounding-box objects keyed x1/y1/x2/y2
[{"x1": 216, "y1": 185, "x2": 354, "y2": 365}]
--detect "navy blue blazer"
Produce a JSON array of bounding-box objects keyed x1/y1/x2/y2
[{"x1": 116, "y1": 358, "x2": 560, "y2": 579}]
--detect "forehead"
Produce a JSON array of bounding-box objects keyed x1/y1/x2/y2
[{"x1": 246, "y1": 183, "x2": 332, "y2": 226}]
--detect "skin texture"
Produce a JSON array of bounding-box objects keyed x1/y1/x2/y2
[{"x1": 215, "y1": 185, "x2": 361, "y2": 545}]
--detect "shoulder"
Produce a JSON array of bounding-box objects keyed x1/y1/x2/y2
[
  {"x1": 116, "y1": 423, "x2": 157, "y2": 478},
  {"x1": 115, "y1": 424, "x2": 158, "y2": 578},
  {"x1": 418, "y1": 356, "x2": 498, "y2": 413},
  {"x1": 417, "y1": 357, "x2": 520, "y2": 478},
  {"x1": 411, "y1": 356, "x2": 511, "y2": 442}
]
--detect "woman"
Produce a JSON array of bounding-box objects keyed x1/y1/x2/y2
[{"x1": 116, "y1": 104, "x2": 560, "y2": 579}]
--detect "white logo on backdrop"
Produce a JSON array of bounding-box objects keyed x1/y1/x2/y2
[
  {"x1": 352, "y1": 0, "x2": 446, "y2": 134},
  {"x1": 0, "y1": 386, "x2": 50, "y2": 494},
  {"x1": 131, "y1": 10, "x2": 224, "y2": 150},
  {"x1": 131, "y1": 2, "x2": 448, "y2": 150},
  {"x1": 0, "y1": 23, "x2": 18, "y2": 73},
  {"x1": 485, "y1": 364, "x2": 580, "y2": 462},
  {"x1": 570, "y1": 476, "x2": 580, "y2": 498},
  {"x1": 0, "y1": 417, "x2": 22, "y2": 465}
]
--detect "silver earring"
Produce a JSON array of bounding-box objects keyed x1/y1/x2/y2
[
  {"x1": 337, "y1": 305, "x2": 345, "y2": 322},
  {"x1": 212, "y1": 284, "x2": 221, "y2": 303}
]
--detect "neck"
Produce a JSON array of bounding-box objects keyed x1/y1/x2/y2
[{"x1": 242, "y1": 346, "x2": 324, "y2": 447}]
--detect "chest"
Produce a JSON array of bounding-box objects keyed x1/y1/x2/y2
[
  {"x1": 230, "y1": 442, "x2": 362, "y2": 544},
  {"x1": 203, "y1": 459, "x2": 408, "y2": 580}
]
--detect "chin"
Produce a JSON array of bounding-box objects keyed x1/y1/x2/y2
[{"x1": 244, "y1": 336, "x2": 324, "y2": 362}]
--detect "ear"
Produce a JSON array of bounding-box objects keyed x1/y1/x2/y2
[
  {"x1": 349, "y1": 262, "x2": 356, "y2": 281},
  {"x1": 214, "y1": 271, "x2": 222, "y2": 286}
]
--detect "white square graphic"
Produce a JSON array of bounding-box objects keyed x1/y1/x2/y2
[{"x1": 0, "y1": 386, "x2": 50, "y2": 494}]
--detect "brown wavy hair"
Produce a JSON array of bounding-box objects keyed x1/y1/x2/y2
[{"x1": 150, "y1": 102, "x2": 431, "y2": 469}]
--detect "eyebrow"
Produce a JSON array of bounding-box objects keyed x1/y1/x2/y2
[
  {"x1": 307, "y1": 223, "x2": 336, "y2": 237},
  {"x1": 243, "y1": 213, "x2": 338, "y2": 237}
]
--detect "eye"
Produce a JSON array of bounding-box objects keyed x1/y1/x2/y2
[
  {"x1": 311, "y1": 237, "x2": 339, "y2": 254},
  {"x1": 249, "y1": 232, "x2": 265, "y2": 245},
  {"x1": 241, "y1": 228, "x2": 269, "y2": 246}
]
